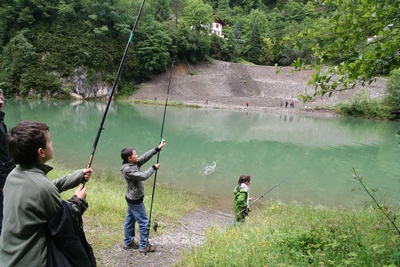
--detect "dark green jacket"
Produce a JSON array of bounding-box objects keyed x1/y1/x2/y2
[
  {"x1": 0, "y1": 162, "x2": 85, "y2": 267},
  {"x1": 233, "y1": 184, "x2": 248, "y2": 217}
]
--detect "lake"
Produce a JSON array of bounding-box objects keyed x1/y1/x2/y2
[{"x1": 5, "y1": 99, "x2": 400, "y2": 209}]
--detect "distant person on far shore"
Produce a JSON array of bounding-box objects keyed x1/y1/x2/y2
[
  {"x1": 280, "y1": 101, "x2": 283, "y2": 108},
  {"x1": 285, "y1": 101, "x2": 288, "y2": 108}
]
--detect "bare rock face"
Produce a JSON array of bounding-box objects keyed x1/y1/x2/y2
[{"x1": 69, "y1": 67, "x2": 113, "y2": 99}]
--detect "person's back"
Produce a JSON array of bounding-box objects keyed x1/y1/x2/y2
[{"x1": 0, "y1": 89, "x2": 15, "y2": 236}]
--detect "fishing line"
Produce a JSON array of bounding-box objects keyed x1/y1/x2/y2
[
  {"x1": 238, "y1": 168, "x2": 300, "y2": 215},
  {"x1": 144, "y1": 61, "x2": 174, "y2": 254},
  {"x1": 83, "y1": 0, "x2": 146, "y2": 185}
]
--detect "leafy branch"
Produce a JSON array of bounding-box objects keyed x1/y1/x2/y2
[{"x1": 351, "y1": 168, "x2": 400, "y2": 235}]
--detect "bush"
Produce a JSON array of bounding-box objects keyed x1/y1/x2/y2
[
  {"x1": 335, "y1": 89, "x2": 390, "y2": 118},
  {"x1": 385, "y1": 68, "x2": 400, "y2": 112}
]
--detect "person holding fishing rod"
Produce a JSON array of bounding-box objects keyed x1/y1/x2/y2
[
  {"x1": 233, "y1": 174, "x2": 255, "y2": 224},
  {"x1": 120, "y1": 139, "x2": 166, "y2": 253},
  {"x1": 0, "y1": 121, "x2": 95, "y2": 267}
]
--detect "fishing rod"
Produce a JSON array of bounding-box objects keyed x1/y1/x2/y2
[
  {"x1": 238, "y1": 169, "x2": 299, "y2": 215},
  {"x1": 144, "y1": 61, "x2": 174, "y2": 254},
  {"x1": 83, "y1": 0, "x2": 146, "y2": 185}
]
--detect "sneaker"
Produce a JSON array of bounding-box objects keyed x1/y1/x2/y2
[
  {"x1": 139, "y1": 244, "x2": 157, "y2": 253},
  {"x1": 123, "y1": 240, "x2": 139, "y2": 250}
]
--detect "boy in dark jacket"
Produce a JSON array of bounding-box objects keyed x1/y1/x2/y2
[
  {"x1": 0, "y1": 121, "x2": 93, "y2": 267},
  {"x1": 120, "y1": 139, "x2": 166, "y2": 253}
]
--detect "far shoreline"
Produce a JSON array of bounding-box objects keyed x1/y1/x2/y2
[{"x1": 130, "y1": 98, "x2": 341, "y2": 118}]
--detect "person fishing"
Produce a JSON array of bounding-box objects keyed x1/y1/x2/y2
[
  {"x1": 0, "y1": 121, "x2": 94, "y2": 266},
  {"x1": 233, "y1": 174, "x2": 254, "y2": 224},
  {"x1": 120, "y1": 139, "x2": 166, "y2": 253}
]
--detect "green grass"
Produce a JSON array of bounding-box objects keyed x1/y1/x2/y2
[
  {"x1": 176, "y1": 203, "x2": 400, "y2": 267},
  {"x1": 48, "y1": 162, "x2": 206, "y2": 254},
  {"x1": 48, "y1": 162, "x2": 400, "y2": 266},
  {"x1": 131, "y1": 98, "x2": 203, "y2": 108}
]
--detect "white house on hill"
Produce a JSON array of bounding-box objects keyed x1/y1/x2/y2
[{"x1": 211, "y1": 18, "x2": 226, "y2": 38}]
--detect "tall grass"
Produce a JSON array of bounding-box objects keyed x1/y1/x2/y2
[{"x1": 176, "y1": 202, "x2": 400, "y2": 266}]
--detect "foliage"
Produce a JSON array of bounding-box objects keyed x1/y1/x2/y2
[
  {"x1": 351, "y1": 168, "x2": 400, "y2": 235},
  {"x1": 182, "y1": 0, "x2": 213, "y2": 33},
  {"x1": 335, "y1": 89, "x2": 390, "y2": 118},
  {"x1": 292, "y1": 0, "x2": 400, "y2": 99},
  {"x1": 246, "y1": 22, "x2": 261, "y2": 64},
  {"x1": 2, "y1": 0, "x2": 396, "y2": 104},
  {"x1": 176, "y1": 202, "x2": 400, "y2": 266},
  {"x1": 385, "y1": 68, "x2": 400, "y2": 112},
  {"x1": 135, "y1": 16, "x2": 172, "y2": 80},
  {"x1": 209, "y1": 34, "x2": 237, "y2": 61}
]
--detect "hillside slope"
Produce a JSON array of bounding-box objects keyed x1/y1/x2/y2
[{"x1": 133, "y1": 59, "x2": 387, "y2": 112}]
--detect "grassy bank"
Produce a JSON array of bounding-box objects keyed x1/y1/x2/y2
[
  {"x1": 49, "y1": 163, "x2": 399, "y2": 266},
  {"x1": 176, "y1": 202, "x2": 400, "y2": 266},
  {"x1": 130, "y1": 98, "x2": 203, "y2": 109},
  {"x1": 48, "y1": 162, "x2": 207, "y2": 254}
]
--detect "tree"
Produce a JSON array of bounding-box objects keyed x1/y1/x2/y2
[
  {"x1": 149, "y1": 0, "x2": 171, "y2": 22},
  {"x1": 135, "y1": 17, "x2": 172, "y2": 80},
  {"x1": 292, "y1": 0, "x2": 400, "y2": 101},
  {"x1": 182, "y1": 0, "x2": 213, "y2": 32},
  {"x1": 246, "y1": 22, "x2": 261, "y2": 64},
  {"x1": 385, "y1": 68, "x2": 400, "y2": 112},
  {"x1": 171, "y1": 0, "x2": 184, "y2": 24},
  {"x1": 0, "y1": 29, "x2": 62, "y2": 97},
  {"x1": 232, "y1": 21, "x2": 244, "y2": 56}
]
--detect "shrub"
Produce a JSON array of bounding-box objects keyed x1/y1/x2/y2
[
  {"x1": 335, "y1": 89, "x2": 389, "y2": 118},
  {"x1": 385, "y1": 68, "x2": 400, "y2": 112}
]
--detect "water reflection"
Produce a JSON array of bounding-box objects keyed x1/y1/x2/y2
[{"x1": 137, "y1": 105, "x2": 382, "y2": 148}]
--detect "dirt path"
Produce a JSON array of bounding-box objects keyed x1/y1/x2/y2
[{"x1": 97, "y1": 209, "x2": 232, "y2": 267}]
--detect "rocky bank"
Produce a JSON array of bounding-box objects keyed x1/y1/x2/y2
[{"x1": 133, "y1": 59, "x2": 387, "y2": 115}]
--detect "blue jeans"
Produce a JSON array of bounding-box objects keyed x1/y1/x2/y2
[{"x1": 124, "y1": 201, "x2": 149, "y2": 249}]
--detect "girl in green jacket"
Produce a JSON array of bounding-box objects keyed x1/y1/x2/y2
[{"x1": 233, "y1": 174, "x2": 254, "y2": 223}]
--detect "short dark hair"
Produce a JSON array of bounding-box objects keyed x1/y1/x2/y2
[
  {"x1": 6, "y1": 121, "x2": 49, "y2": 164},
  {"x1": 121, "y1": 147, "x2": 135, "y2": 164}
]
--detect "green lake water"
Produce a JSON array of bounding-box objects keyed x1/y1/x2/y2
[{"x1": 5, "y1": 99, "x2": 400, "y2": 209}]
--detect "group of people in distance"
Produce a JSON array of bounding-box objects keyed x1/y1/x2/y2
[
  {"x1": 281, "y1": 100, "x2": 295, "y2": 108},
  {"x1": 0, "y1": 88, "x2": 254, "y2": 266}
]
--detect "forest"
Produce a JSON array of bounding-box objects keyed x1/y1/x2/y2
[{"x1": 0, "y1": 0, "x2": 399, "y2": 108}]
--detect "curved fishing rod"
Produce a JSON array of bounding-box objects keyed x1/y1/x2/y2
[
  {"x1": 144, "y1": 61, "x2": 174, "y2": 254},
  {"x1": 83, "y1": 0, "x2": 146, "y2": 185},
  {"x1": 238, "y1": 169, "x2": 300, "y2": 215}
]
